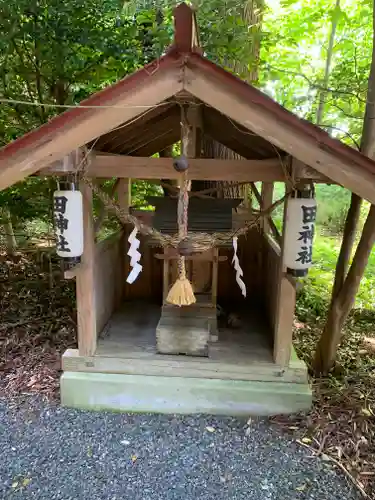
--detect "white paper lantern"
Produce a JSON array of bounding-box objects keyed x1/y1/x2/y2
[
  {"x1": 53, "y1": 190, "x2": 84, "y2": 258},
  {"x1": 283, "y1": 196, "x2": 317, "y2": 276}
]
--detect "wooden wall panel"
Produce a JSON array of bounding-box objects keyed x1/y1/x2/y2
[
  {"x1": 262, "y1": 234, "x2": 281, "y2": 332},
  {"x1": 94, "y1": 232, "x2": 125, "y2": 333},
  {"x1": 123, "y1": 226, "x2": 163, "y2": 302},
  {"x1": 218, "y1": 228, "x2": 262, "y2": 305},
  {"x1": 261, "y1": 232, "x2": 296, "y2": 367}
]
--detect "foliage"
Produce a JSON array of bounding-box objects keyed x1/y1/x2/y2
[
  {"x1": 0, "y1": 0, "x2": 172, "y2": 219},
  {"x1": 0, "y1": 1, "x2": 130, "y2": 139},
  {"x1": 296, "y1": 230, "x2": 375, "y2": 319},
  {"x1": 264, "y1": 181, "x2": 375, "y2": 317},
  {"x1": 123, "y1": 0, "x2": 263, "y2": 78},
  {"x1": 260, "y1": 0, "x2": 372, "y2": 145},
  {"x1": 0, "y1": 1, "x2": 374, "y2": 492}
]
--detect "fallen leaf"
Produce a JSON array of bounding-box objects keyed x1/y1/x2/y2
[
  {"x1": 361, "y1": 408, "x2": 371, "y2": 417},
  {"x1": 362, "y1": 337, "x2": 375, "y2": 354},
  {"x1": 296, "y1": 484, "x2": 307, "y2": 492},
  {"x1": 11, "y1": 482, "x2": 18, "y2": 489},
  {"x1": 206, "y1": 426, "x2": 215, "y2": 433},
  {"x1": 131, "y1": 455, "x2": 137, "y2": 463},
  {"x1": 26, "y1": 376, "x2": 37, "y2": 388},
  {"x1": 301, "y1": 437, "x2": 312, "y2": 444},
  {"x1": 22, "y1": 478, "x2": 31, "y2": 487}
]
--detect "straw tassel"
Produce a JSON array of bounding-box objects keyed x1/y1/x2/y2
[{"x1": 166, "y1": 169, "x2": 196, "y2": 307}]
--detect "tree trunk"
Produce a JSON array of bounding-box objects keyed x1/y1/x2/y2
[
  {"x1": 193, "y1": 137, "x2": 248, "y2": 200},
  {"x1": 315, "y1": 205, "x2": 375, "y2": 373},
  {"x1": 198, "y1": 1, "x2": 262, "y2": 202},
  {"x1": 314, "y1": 0, "x2": 375, "y2": 374},
  {"x1": 331, "y1": 194, "x2": 361, "y2": 299},
  {"x1": 316, "y1": 0, "x2": 340, "y2": 124},
  {"x1": 2, "y1": 207, "x2": 17, "y2": 255}
]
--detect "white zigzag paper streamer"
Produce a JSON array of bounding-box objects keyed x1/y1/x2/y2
[
  {"x1": 232, "y1": 236, "x2": 246, "y2": 297},
  {"x1": 126, "y1": 227, "x2": 142, "y2": 284}
]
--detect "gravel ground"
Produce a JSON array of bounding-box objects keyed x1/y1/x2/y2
[{"x1": 0, "y1": 398, "x2": 361, "y2": 500}]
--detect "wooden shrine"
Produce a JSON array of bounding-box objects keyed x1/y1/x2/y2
[
  {"x1": 1, "y1": 3, "x2": 375, "y2": 416},
  {"x1": 150, "y1": 197, "x2": 242, "y2": 355}
]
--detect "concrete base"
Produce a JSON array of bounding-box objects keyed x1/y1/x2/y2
[{"x1": 61, "y1": 372, "x2": 312, "y2": 416}]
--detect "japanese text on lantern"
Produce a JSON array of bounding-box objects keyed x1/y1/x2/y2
[
  {"x1": 54, "y1": 195, "x2": 71, "y2": 253},
  {"x1": 296, "y1": 204, "x2": 317, "y2": 265}
]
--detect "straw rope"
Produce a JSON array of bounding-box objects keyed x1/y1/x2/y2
[{"x1": 82, "y1": 173, "x2": 288, "y2": 253}]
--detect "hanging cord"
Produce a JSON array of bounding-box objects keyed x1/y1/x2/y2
[
  {"x1": 176, "y1": 115, "x2": 191, "y2": 280},
  {"x1": 165, "y1": 111, "x2": 196, "y2": 307},
  {"x1": 177, "y1": 171, "x2": 190, "y2": 278}
]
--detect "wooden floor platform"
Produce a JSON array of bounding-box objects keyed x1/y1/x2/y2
[{"x1": 61, "y1": 302, "x2": 312, "y2": 416}]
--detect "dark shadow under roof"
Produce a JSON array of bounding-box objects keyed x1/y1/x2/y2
[{"x1": 92, "y1": 96, "x2": 285, "y2": 160}]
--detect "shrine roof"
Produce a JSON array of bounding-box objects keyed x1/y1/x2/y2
[{"x1": 0, "y1": 3, "x2": 374, "y2": 203}]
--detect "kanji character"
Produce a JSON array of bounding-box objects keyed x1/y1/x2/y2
[
  {"x1": 56, "y1": 234, "x2": 71, "y2": 253},
  {"x1": 55, "y1": 213, "x2": 69, "y2": 234},
  {"x1": 298, "y1": 224, "x2": 314, "y2": 244},
  {"x1": 301, "y1": 205, "x2": 317, "y2": 224},
  {"x1": 54, "y1": 195, "x2": 68, "y2": 214},
  {"x1": 296, "y1": 245, "x2": 312, "y2": 265}
]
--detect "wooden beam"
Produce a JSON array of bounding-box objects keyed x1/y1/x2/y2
[
  {"x1": 62, "y1": 347, "x2": 308, "y2": 383},
  {"x1": 203, "y1": 107, "x2": 273, "y2": 159},
  {"x1": 132, "y1": 130, "x2": 180, "y2": 157},
  {"x1": 186, "y1": 105, "x2": 202, "y2": 156},
  {"x1": 172, "y1": 3, "x2": 200, "y2": 53},
  {"x1": 0, "y1": 65, "x2": 183, "y2": 191},
  {"x1": 95, "y1": 103, "x2": 176, "y2": 150},
  {"x1": 76, "y1": 181, "x2": 97, "y2": 357},
  {"x1": 43, "y1": 155, "x2": 287, "y2": 181},
  {"x1": 64, "y1": 262, "x2": 82, "y2": 280},
  {"x1": 104, "y1": 113, "x2": 180, "y2": 154},
  {"x1": 185, "y1": 66, "x2": 375, "y2": 204},
  {"x1": 155, "y1": 252, "x2": 227, "y2": 262},
  {"x1": 291, "y1": 158, "x2": 332, "y2": 183}
]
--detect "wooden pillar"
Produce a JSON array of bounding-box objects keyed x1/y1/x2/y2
[
  {"x1": 117, "y1": 178, "x2": 131, "y2": 212},
  {"x1": 211, "y1": 248, "x2": 219, "y2": 307},
  {"x1": 163, "y1": 248, "x2": 170, "y2": 302},
  {"x1": 273, "y1": 191, "x2": 297, "y2": 367},
  {"x1": 260, "y1": 182, "x2": 274, "y2": 233},
  {"x1": 77, "y1": 181, "x2": 97, "y2": 356},
  {"x1": 118, "y1": 178, "x2": 131, "y2": 300},
  {"x1": 259, "y1": 182, "x2": 274, "y2": 292}
]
